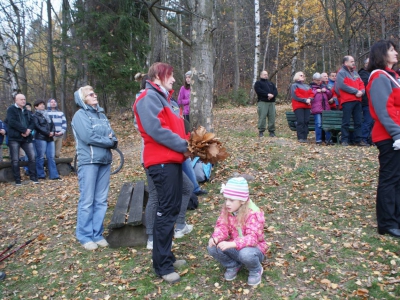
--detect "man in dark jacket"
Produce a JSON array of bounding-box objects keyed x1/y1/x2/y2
[
  {"x1": 359, "y1": 58, "x2": 373, "y2": 145},
  {"x1": 6, "y1": 94, "x2": 38, "y2": 185},
  {"x1": 254, "y1": 70, "x2": 278, "y2": 137}
]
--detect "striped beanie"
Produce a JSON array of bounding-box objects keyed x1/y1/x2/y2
[{"x1": 221, "y1": 177, "x2": 249, "y2": 202}]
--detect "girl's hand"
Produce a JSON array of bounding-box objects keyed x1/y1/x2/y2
[
  {"x1": 217, "y1": 241, "x2": 236, "y2": 251},
  {"x1": 306, "y1": 99, "x2": 311, "y2": 105},
  {"x1": 209, "y1": 237, "x2": 218, "y2": 247}
]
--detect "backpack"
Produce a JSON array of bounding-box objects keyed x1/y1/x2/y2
[{"x1": 191, "y1": 157, "x2": 212, "y2": 183}]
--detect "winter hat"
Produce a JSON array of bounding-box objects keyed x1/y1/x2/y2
[
  {"x1": 220, "y1": 177, "x2": 249, "y2": 201},
  {"x1": 185, "y1": 71, "x2": 192, "y2": 77},
  {"x1": 313, "y1": 72, "x2": 322, "y2": 80}
]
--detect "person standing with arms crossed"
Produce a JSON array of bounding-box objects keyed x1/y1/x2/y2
[{"x1": 254, "y1": 70, "x2": 278, "y2": 137}]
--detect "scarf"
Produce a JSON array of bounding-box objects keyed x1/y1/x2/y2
[{"x1": 36, "y1": 109, "x2": 52, "y2": 123}]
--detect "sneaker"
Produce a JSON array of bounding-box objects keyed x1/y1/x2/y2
[
  {"x1": 174, "y1": 224, "x2": 193, "y2": 238},
  {"x1": 258, "y1": 132, "x2": 264, "y2": 137},
  {"x1": 224, "y1": 266, "x2": 241, "y2": 281},
  {"x1": 15, "y1": 180, "x2": 22, "y2": 186},
  {"x1": 162, "y1": 272, "x2": 180, "y2": 284},
  {"x1": 269, "y1": 132, "x2": 276, "y2": 137},
  {"x1": 146, "y1": 240, "x2": 174, "y2": 250},
  {"x1": 173, "y1": 260, "x2": 187, "y2": 269},
  {"x1": 0, "y1": 271, "x2": 6, "y2": 281},
  {"x1": 95, "y1": 239, "x2": 109, "y2": 247},
  {"x1": 194, "y1": 189, "x2": 208, "y2": 196},
  {"x1": 341, "y1": 142, "x2": 349, "y2": 146},
  {"x1": 357, "y1": 141, "x2": 370, "y2": 147},
  {"x1": 298, "y1": 139, "x2": 308, "y2": 143},
  {"x1": 31, "y1": 179, "x2": 40, "y2": 184},
  {"x1": 82, "y1": 241, "x2": 98, "y2": 250},
  {"x1": 51, "y1": 177, "x2": 63, "y2": 181},
  {"x1": 147, "y1": 240, "x2": 153, "y2": 250},
  {"x1": 248, "y1": 267, "x2": 263, "y2": 286}
]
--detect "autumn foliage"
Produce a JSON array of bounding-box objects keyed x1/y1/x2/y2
[{"x1": 188, "y1": 126, "x2": 229, "y2": 164}]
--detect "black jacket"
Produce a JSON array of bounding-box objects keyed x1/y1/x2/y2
[
  {"x1": 358, "y1": 68, "x2": 370, "y2": 106},
  {"x1": 5, "y1": 104, "x2": 34, "y2": 142},
  {"x1": 254, "y1": 79, "x2": 278, "y2": 102},
  {"x1": 32, "y1": 112, "x2": 55, "y2": 142}
]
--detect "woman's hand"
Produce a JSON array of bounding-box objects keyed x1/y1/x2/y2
[
  {"x1": 306, "y1": 98, "x2": 311, "y2": 105},
  {"x1": 217, "y1": 241, "x2": 236, "y2": 251},
  {"x1": 316, "y1": 89, "x2": 322, "y2": 93}
]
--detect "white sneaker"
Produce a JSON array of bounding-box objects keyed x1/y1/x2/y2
[
  {"x1": 146, "y1": 240, "x2": 174, "y2": 250},
  {"x1": 82, "y1": 241, "x2": 98, "y2": 250},
  {"x1": 146, "y1": 240, "x2": 153, "y2": 250},
  {"x1": 95, "y1": 239, "x2": 109, "y2": 247},
  {"x1": 174, "y1": 224, "x2": 193, "y2": 238}
]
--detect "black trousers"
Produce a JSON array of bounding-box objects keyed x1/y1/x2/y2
[
  {"x1": 294, "y1": 108, "x2": 310, "y2": 140},
  {"x1": 148, "y1": 163, "x2": 183, "y2": 276},
  {"x1": 376, "y1": 140, "x2": 400, "y2": 230}
]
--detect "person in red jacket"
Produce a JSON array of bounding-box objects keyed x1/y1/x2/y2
[
  {"x1": 134, "y1": 62, "x2": 191, "y2": 283},
  {"x1": 291, "y1": 71, "x2": 313, "y2": 143},
  {"x1": 366, "y1": 40, "x2": 400, "y2": 238},
  {"x1": 335, "y1": 56, "x2": 368, "y2": 146}
]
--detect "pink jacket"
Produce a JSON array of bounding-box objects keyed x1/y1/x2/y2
[
  {"x1": 177, "y1": 86, "x2": 190, "y2": 115},
  {"x1": 211, "y1": 200, "x2": 267, "y2": 255}
]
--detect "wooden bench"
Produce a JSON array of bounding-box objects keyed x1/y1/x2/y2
[
  {"x1": 106, "y1": 181, "x2": 149, "y2": 248},
  {"x1": 321, "y1": 110, "x2": 358, "y2": 144},
  {"x1": 0, "y1": 157, "x2": 73, "y2": 182},
  {"x1": 285, "y1": 111, "x2": 316, "y2": 132}
]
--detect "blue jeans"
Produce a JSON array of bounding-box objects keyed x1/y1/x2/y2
[
  {"x1": 34, "y1": 139, "x2": 59, "y2": 179},
  {"x1": 182, "y1": 158, "x2": 201, "y2": 193},
  {"x1": 362, "y1": 105, "x2": 374, "y2": 144},
  {"x1": 314, "y1": 114, "x2": 331, "y2": 143},
  {"x1": 76, "y1": 163, "x2": 111, "y2": 244},
  {"x1": 207, "y1": 246, "x2": 264, "y2": 274},
  {"x1": 341, "y1": 101, "x2": 362, "y2": 143},
  {"x1": 9, "y1": 140, "x2": 37, "y2": 182}
]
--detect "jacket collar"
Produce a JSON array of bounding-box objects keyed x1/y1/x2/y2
[{"x1": 146, "y1": 80, "x2": 174, "y2": 101}]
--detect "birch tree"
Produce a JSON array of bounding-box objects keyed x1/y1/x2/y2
[
  {"x1": 0, "y1": 33, "x2": 19, "y2": 98},
  {"x1": 249, "y1": 0, "x2": 260, "y2": 103}
]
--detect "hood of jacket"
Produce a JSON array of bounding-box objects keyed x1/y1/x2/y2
[{"x1": 73, "y1": 89, "x2": 105, "y2": 113}]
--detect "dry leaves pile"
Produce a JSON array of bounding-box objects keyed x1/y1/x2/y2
[{"x1": 188, "y1": 126, "x2": 229, "y2": 164}]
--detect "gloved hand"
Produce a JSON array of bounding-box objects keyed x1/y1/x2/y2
[
  {"x1": 393, "y1": 139, "x2": 400, "y2": 150},
  {"x1": 111, "y1": 140, "x2": 118, "y2": 149}
]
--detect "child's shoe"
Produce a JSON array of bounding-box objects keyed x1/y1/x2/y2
[
  {"x1": 224, "y1": 266, "x2": 240, "y2": 281},
  {"x1": 247, "y1": 267, "x2": 263, "y2": 286}
]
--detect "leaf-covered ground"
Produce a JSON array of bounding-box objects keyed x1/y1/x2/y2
[{"x1": 1, "y1": 104, "x2": 399, "y2": 299}]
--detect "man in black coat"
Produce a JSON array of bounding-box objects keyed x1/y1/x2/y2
[
  {"x1": 358, "y1": 58, "x2": 373, "y2": 145},
  {"x1": 6, "y1": 94, "x2": 38, "y2": 185},
  {"x1": 254, "y1": 70, "x2": 278, "y2": 137}
]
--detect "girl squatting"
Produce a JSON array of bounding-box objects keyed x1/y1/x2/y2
[{"x1": 207, "y1": 177, "x2": 267, "y2": 286}]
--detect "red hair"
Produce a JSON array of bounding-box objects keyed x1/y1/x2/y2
[{"x1": 148, "y1": 62, "x2": 174, "y2": 83}]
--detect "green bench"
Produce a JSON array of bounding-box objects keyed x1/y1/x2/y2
[
  {"x1": 285, "y1": 112, "x2": 316, "y2": 132},
  {"x1": 322, "y1": 110, "x2": 358, "y2": 144}
]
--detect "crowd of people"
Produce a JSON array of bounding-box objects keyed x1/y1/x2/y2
[
  {"x1": 2, "y1": 39, "x2": 400, "y2": 288},
  {"x1": 287, "y1": 54, "x2": 400, "y2": 146},
  {"x1": 1, "y1": 96, "x2": 67, "y2": 185}
]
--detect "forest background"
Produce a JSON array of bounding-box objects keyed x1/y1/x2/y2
[{"x1": 0, "y1": 0, "x2": 400, "y2": 131}]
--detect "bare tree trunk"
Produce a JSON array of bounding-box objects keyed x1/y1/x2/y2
[
  {"x1": 275, "y1": 21, "x2": 280, "y2": 89},
  {"x1": 249, "y1": 0, "x2": 260, "y2": 104},
  {"x1": 233, "y1": 0, "x2": 240, "y2": 92},
  {"x1": 291, "y1": 1, "x2": 298, "y2": 77},
  {"x1": 188, "y1": 0, "x2": 214, "y2": 131},
  {"x1": 148, "y1": 7, "x2": 165, "y2": 64},
  {"x1": 178, "y1": 13, "x2": 184, "y2": 74},
  {"x1": 47, "y1": 0, "x2": 57, "y2": 99},
  {"x1": 60, "y1": 0, "x2": 69, "y2": 126},
  {"x1": 0, "y1": 33, "x2": 19, "y2": 98}
]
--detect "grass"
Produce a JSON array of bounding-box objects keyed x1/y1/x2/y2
[{"x1": 1, "y1": 104, "x2": 400, "y2": 299}]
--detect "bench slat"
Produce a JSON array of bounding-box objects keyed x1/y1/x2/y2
[
  {"x1": 127, "y1": 180, "x2": 145, "y2": 226},
  {"x1": 108, "y1": 182, "x2": 134, "y2": 229},
  {"x1": 0, "y1": 157, "x2": 73, "y2": 169}
]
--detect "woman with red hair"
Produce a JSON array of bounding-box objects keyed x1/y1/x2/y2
[
  {"x1": 291, "y1": 72, "x2": 314, "y2": 143},
  {"x1": 133, "y1": 62, "x2": 191, "y2": 283}
]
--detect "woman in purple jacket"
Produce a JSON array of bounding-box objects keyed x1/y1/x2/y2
[
  {"x1": 310, "y1": 72, "x2": 332, "y2": 145},
  {"x1": 177, "y1": 71, "x2": 191, "y2": 122}
]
